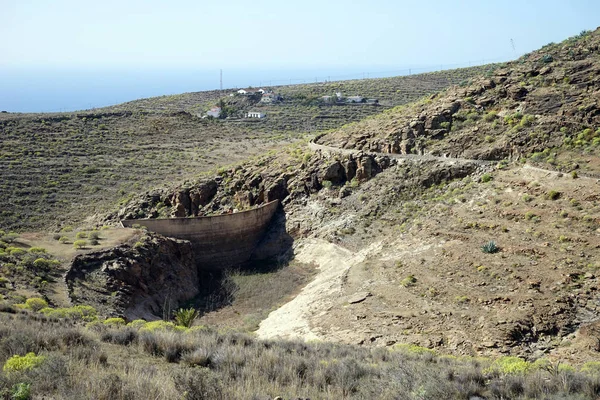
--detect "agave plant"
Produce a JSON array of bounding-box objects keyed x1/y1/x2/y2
[
  {"x1": 173, "y1": 307, "x2": 199, "y2": 328},
  {"x1": 481, "y1": 240, "x2": 500, "y2": 254}
]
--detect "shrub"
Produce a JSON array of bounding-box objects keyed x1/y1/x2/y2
[
  {"x1": 400, "y1": 275, "x2": 417, "y2": 287},
  {"x1": 88, "y1": 231, "x2": 100, "y2": 240},
  {"x1": 546, "y1": 190, "x2": 561, "y2": 200},
  {"x1": 127, "y1": 319, "x2": 147, "y2": 329},
  {"x1": 3, "y1": 352, "x2": 46, "y2": 373},
  {"x1": 1, "y1": 232, "x2": 19, "y2": 243},
  {"x1": 11, "y1": 383, "x2": 31, "y2": 400},
  {"x1": 39, "y1": 305, "x2": 98, "y2": 321},
  {"x1": 174, "y1": 308, "x2": 199, "y2": 328},
  {"x1": 103, "y1": 317, "x2": 126, "y2": 326},
  {"x1": 32, "y1": 258, "x2": 59, "y2": 271},
  {"x1": 75, "y1": 231, "x2": 88, "y2": 239},
  {"x1": 140, "y1": 320, "x2": 184, "y2": 332},
  {"x1": 24, "y1": 297, "x2": 48, "y2": 311},
  {"x1": 73, "y1": 240, "x2": 87, "y2": 249},
  {"x1": 28, "y1": 247, "x2": 47, "y2": 254},
  {"x1": 9, "y1": 248, "x2": 26, "y2": 257},
  {"x1": 58, "y1": 236, "x2": 69, "y2": 244},
  {"x1": 481, "y1": 241, "x2": 499, "y2": 254},
  {"x1": 322, "y1": 180, "x2": 333, "y2": 189},
  {"x1": 480, "y1": 173, "x2": 492, "y2": 183},
  {"x1": 486, "y1": 356, "x2": 531, "y2": 374}
]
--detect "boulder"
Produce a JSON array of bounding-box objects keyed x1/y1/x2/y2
[
  {"x1": 321, "y1": 161, "x2": 347, "y2": 184},
  {"x1": 266, "y1": 177, "x2": 289, "y2": 202}
]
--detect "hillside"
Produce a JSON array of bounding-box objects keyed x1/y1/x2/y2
[
  {"x1": 107, "y1": 28, "x2": 600, "y2": 363},
  {"x1": 2, "y1": 28, "x2": 600, "y2": 400},
  {"x1": 0, "y1": 65, "x2": 495, "y2": 232}
]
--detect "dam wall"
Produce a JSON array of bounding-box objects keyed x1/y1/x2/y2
[{"x1": 121, "y1": 200, "x2": 279, "y2": 270}]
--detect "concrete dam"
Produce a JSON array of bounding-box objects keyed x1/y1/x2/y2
[{"x1": 121, "y1": 200, "x2": 280, "y2": 270}]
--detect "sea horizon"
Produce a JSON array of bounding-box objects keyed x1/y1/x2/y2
[{"x1": 0, "y1": 59, "x2": 510, "y2": 113}]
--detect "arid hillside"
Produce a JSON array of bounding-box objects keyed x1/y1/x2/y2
[
  {"x1": 0, "y1": 64, "x2": 495, "y2": 233},
  {"x1": 109, "y1": 28, "x2": 600, "y2": 364}
]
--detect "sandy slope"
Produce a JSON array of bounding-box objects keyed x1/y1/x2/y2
[{"x1": 256, "y1": 238, "x2": 381, "y2": 340}]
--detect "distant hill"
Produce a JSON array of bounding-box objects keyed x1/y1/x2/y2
[{"x1": 0, "y1": 64, "x2": 497, "y2": 231}]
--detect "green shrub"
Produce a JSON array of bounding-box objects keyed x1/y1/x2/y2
[
  {"x1": 75, "y1": 231, "x2": 88, "y2": 239},
  {"x1": 103, "y1": 317, "x2": 126, "y2": 326},
  {"x1": 88, "y1": 231, "x2": 100, "y2": 240},
  {"x1": 9, "y1": 248, "x2": 26, "y2": 257},
  {"x1": 73, "y1": 240, "x2": 87, "y2": 249},
  {"x1": 480, "y1": 173, "x2": 492, "y2": 183},
  {"x1": 322, "y1": 180, "x2": 333, "y2": 189},
  {"x1": 127, "y1": 319, "x2": 148, "y2": 329},
  {"x1": 28, "y1": 247, "x2": 47, "y2": 254},
  {"x1": 58, "y1": 236, "x2": 69, "y2": 244},
  {"x1": 39, "y1": 305, "x2": 98, "y2": 321},
  {"x1": 1, "y1": 233, "x2": 19, "y2": 243},
  {"x1": 3, "y1": 352, "x2": 46, "y2": 373},
  {"x1": 11, "y1": 382, "x2": 31, "y2": 400},
  {"x1": 400, "y1": 275, "x2": 417, "y2": 287},
  {"x1": 546, "y1": 190, "x2": 561, "y2": 200},
  {"x1": 24, "y1": 297, "x2": 48, "y2": 311},
  {"x1": 32, "y1": 258, "x2": 59, "y2": 270},
  {"x1": 486, "y1": 356, "x2": 531, "y2": 374},
  {"x1": 140, "y1": 320, "x2": 185, "y2": 332},
  {"x1": 174, "y1": 308, "x2": 199, "y2": 328},
  {"x1": 481, "y1": 241, "x2": 499, "y2": 254}
]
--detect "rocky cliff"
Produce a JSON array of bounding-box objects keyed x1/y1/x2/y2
[{"x1": 66, "y1": 233, "x2": 199, "y2": 320}]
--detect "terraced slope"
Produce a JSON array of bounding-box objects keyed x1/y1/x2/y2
[{"x1": 0, "y1": 63, "x2": 499, "y2": 231}]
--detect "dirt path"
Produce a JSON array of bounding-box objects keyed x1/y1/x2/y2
[{"x1": 256, "y1": 238, "x2": 381, "y2": 341}]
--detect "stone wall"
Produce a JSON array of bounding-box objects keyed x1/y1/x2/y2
[{"x1": 121, "y1": 200, "x2": 279, "y2": 270}]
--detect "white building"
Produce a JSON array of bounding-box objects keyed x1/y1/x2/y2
[
  {"x1": 347, "y1": 96, "x2": 364, "y2": 103},
  {"x1": 207, "y1": 106, "x2": 221, "y2": 118},
  {"x1": 260, "y1": 93, "x2": 281, "y2": 104},
  {"x1": 246, "y1": 111, "x2": 265, "y2": 119}
]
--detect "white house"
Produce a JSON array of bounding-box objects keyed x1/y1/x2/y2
[
  {"x1": 260, "y1": 93, "x2": 282, "y2": 104},
  {"x1": 246, "y1": 111, "x2": 265, "y2": 119},
  {"x1": 237, "y1": 88, "x2": 264, "y2": 95},
  {"x1": 207, "y1": 106, "x2": 222, "y2": 118},
  {"x1": 346, "y1": 96, "x2": 364, "y2": 103}
]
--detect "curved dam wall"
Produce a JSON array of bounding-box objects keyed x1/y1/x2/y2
[{"x1": 121, "y1": 200, "x2": 279, "y2": 270}]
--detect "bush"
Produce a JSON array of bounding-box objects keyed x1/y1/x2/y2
[
  {"x1": 480, "y1": 173, "x2": 492, "y2": 183},
  {"x1": 75, "y1": 232, "x2": 88, "y2": 239},
  {"x1": 73, "y1": 240, "x2": 87, "y2": 249},
  {"x1": 39, "y1": 305, "x2": 98, "y2": 321},
  {"x1": 11, "y1": 383, "x2": 31, "y2": 400},
  {"x1": 546, "y1": 190, "x2": 561, "y2": 200},
  {"x1": 24, "y1": 297, "x2": 48, "y2": 311},
  {"x1": 3, "y1": 352, "x2": 46, "y2": 373},
  {"x1": 103, "y1": 317, "x2": 126, "y2": 327},
  {"x1": 481, "y1": 241, "x2": 499, "y2": 254},
  {"x1": 127, "y1": 319, "x2": 147, "y2": 329},
  {"x1": 400, "y1": 275, "x2": 417, "y2": 287},
  {"x1": 174, "y1": 308, "x2": 199, "y2": 328},
  {"x1": 88, "y1": 231, "x2": 100, "y2": 240},
  {"x1": 486, "y1": 356, "x2": 531, "y2": 374}
]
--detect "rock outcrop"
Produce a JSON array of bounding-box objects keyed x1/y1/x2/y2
[{"x1": 66, "y1": 233, "x2": 198, "y2": 320}]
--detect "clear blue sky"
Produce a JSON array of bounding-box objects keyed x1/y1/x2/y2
[{"x1": 1, "y1": 0, "x2": 598, "y2": 70}]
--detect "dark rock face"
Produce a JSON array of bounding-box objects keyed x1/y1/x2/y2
[
  {"x1": 266, "y1": 177, "x2": 289, "y2": 202},
  {"x1": 66, "y1": 233, "x2": 198, "y2": 320},
  {"x1": 321, "y1": 161, "x2": 346, "y2": 184}
]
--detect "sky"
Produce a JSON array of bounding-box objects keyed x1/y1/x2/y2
[{"x1": 1, "y1": 0, "x2": 598, "y2": 70}]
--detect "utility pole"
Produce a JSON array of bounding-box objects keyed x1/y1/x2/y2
[
  {"x1": 220, "y1": 69, "x2": 223, "y2": 92},
  {"x1": 510, "y1": 38, "x2": 516, "y2": 57}
]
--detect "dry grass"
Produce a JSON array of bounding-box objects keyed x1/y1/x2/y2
[{"x1": 1, "y1": 310, "x2": 600, "y2": 399}]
